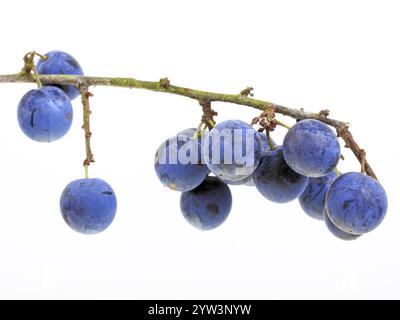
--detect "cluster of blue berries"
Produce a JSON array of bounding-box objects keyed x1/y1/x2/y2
[
  {"x1": 155, "y1": 119, "x2": 388, "y2": 240},
  {"x1": 15, "y1": 50, "x2": 388, "y2": 238},
  {"x1": 17, "y1": 51, "x2": 117, "y2": 235}
]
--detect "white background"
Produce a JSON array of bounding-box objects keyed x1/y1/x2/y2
[{"x1": 0, "y1": 0, "x2": 398, "y2": 299}]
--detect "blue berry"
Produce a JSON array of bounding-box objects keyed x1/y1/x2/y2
[
  {"x1": 60, "y1": 178, "x2": 117, "y2": 234},
  {"x1": 180, "y1": 177, "x2": 232, "y2": 230},
  {"x1": 36, "y1": 51, "x2": 84, "y2": 100},
  {"x1": 219, "y1": 173, "x2": 254, "y2": 186},
  {"x1": 177, "y1": 128, "x2": 197, "y2": 138},
  {"x1": 323, "y1": 211, "x2": 360, "y2": 241},
  {"x1": 253, "y1": 147, "x2": 309, "y2": 203},
  {"x1": 203, "y1": 120, "x2": 262, "y2": 184},
  {"x1": 154, "y1": 134, "x2": 209, "y2": 192},
  {"x1": 283, "y1": 119, "x2": 341, "y2": 177},
  {"x1": 17, "y1": 86, "x2": 73, "y2": 142},
  {"x1": 299, "y1": 170, "x2": 338, "y2": 220},
  {"x1": 326, "y1": 172, "x2": 388, "y2": 235}
]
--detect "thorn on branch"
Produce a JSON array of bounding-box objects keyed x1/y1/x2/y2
[
  {"x1": 79, "y1": 85, "x2": 93, "y2": 98},
  {"x1": 83, "y1": 155, "x2": 95, "y2": 167},
  {"x1": 159, "y1": 77, "x2": 170, "y2": 89},
  {"x1": 240, "y1": 86, "x2": 254, "y2": 97},
  {"x1": 319, "y1": 109, "x2": 330, "y2": 119}
]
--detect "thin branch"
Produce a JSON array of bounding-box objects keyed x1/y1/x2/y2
[
  {"x1": 337, "y1": 127, "x2": 373, "y2": 177},
  {"x1": 0, "y1": 72, "x2": 377, "y2": 180},
  {"x1": 80, "y1": 86, "x2": 95, "y2": 178}
]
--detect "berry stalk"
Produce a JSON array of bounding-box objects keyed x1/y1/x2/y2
[{"x1": 80, "y1": 86, "x2": 94, "y2": 178}]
